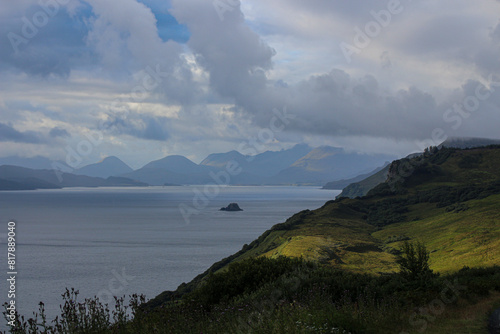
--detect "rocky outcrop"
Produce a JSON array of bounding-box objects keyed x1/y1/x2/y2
[{"x1": 220, "y1": 203, "x2": 243, "y2": 211}]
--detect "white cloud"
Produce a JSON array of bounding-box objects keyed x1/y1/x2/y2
[{"x1": 1, "y1": 0, "x2": 500, "y2": 164}]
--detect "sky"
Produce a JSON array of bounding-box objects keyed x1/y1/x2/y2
[{"x1": 0, "y1": 0, "x2": 499, "y2": 169}]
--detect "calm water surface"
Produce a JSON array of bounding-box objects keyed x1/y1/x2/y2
[{"x1": 0, "y1": 186, "x2": 339, "y2": 323}]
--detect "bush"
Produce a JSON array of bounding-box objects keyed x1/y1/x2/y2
[
  {"x1": 184, "y1": 257, "x2": 311, "y2": 308},
  {"x1": 2, "y1": 288, "x2": 146, "y2": 334},
  {"x1": 396, "y1": 241, "x2": 435, "y2": 281}
]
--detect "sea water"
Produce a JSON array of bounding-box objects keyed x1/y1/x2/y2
[{"x1": 0, "y1": 186, "x2": 339, "y2": 325}]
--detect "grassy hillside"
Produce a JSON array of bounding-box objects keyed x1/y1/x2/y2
[
  {"x1": 322, "y1": 163, "x2": 388, "y2": 190},
  {"x1": 7, "y1": 146, "x2": 500, "y2": 333},
  {"x1": 135, "y1": 146, "x2": 500, "y2": 333},
  {"x1": 334, "y1": 164, "x2": 390, "y2": 198},
  {"x1": 195, "y1": 146, "x2": 500, "y2": 276},
  {"x1": 138, "y1": 147, "x2": 500, "y2": 309}
]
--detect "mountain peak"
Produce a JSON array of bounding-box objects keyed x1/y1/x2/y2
[
  {"x1": 147, "y1": 155, "x2": 197, "y2": 166},
  {"x1": 100, "y1": 156, "x2": 123, "y2": 163},
  {"x1": 75, "y1": 156, "x2": 132, "y2": 178},
  {"x1": 142, "y1": 155, "x2": 200, "y2": 173},
  {"x1": 200, "y1": 151, "x2": 246, "y2": 168},
  {"x1": 291, "y1": 146, "x2": 343, "y2": 168}
]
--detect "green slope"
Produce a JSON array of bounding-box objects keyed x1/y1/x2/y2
[
  {"x1": 215, "y1": 146, "x2": 500, "y2": 274},
  {"x1": 148, "y1": 146, "x2": 500, "y2": 308},
  {"x1": 335, "y1": 163, "x2": 390, "y2": 198},
  {"x1": 322, "y1": 163, "x2": 389, "y2": 190}
]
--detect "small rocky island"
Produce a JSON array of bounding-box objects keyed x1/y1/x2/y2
[{"x1": 220, "y1": 203, "x2": 243, "y2": 211}]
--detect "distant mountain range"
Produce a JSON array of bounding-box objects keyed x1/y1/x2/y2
[
  {"x1": 271, "y1": 146, "x2": 393, "y2": 184},
  {"x1": 0, "y1": 144, "x2": 397, "y2": 190},
  {"x1": 0, "y1": 165, "x2": 147, "y2": 190},
  {"x1": 121, "y1": 155, "x2": 219, "y2": 185},
  {"x1": 0, "y1": 156, "x2": 62, "y2": 170},
  {"x1": 122, "y1": 145, "x2": 395, "y2": 186},
  {"x1": 74, "y1": 156, "x2": 133, "y2": 178},
  {"x1": 2, "y1": 138, "x2": 499, "y2": 191},
  {"x1": 200, "y1": 144, "x2": 313, "y2": 177}
]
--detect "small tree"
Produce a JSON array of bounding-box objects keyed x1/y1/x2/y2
[{"x1": 397, "y1": 241, "x2": 434, "y2": 280}]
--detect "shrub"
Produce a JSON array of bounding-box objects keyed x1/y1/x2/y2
[
  {"x1": 184, "y1": 257, "x2": 310, "y2": 308},
  {"x1": 396, "y1": 241, "x2": 435, "y2": 281}
]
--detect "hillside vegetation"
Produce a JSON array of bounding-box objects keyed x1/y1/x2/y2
[
  {"x1": 187, "y1": 146, "x2": 500, "y2": 275},
  {"x1": 140, "y1": 146, "x2": 500, "y2": 332},
  {"x1": 5, "y1": 146, "x2": 500, "y2": 333},
  {"x1": 331, "y1": 163, "x2": 389, "y2": 198}
]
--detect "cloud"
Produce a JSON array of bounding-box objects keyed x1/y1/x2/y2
[
  {"x1": 0, "y1": 122, "x2": 45, "y2": 143},
  {"x1": 85, "y1": 0, "x2": 182, "y2": 67},
  {"x1": 167, "y1": 0, "x2": 500, "y2": 145},
  {"x1": 171, "y1": 0, "x2": 275, "y2": 99},
  {"x1": 142, "y1": 117, "x2": 169, "y2": 140},
  {"x1": 136, "y1": 0, "x2": 190, "y2": 43},
  {"x1": 0, "y1": 1, "x2": 95, "y2": 77},
  {"x1": 101, "y1": 114, "x2": 169, "y2": 141},
  {"x1": 241, "y1": 70, "x2": 445, "y2": 140},
  {"x1": 492, "y1": 21, "x2": 500, "y2": 42},
  {"x1": 1, "y1": 0, "x2": 500, "y2": 164},
  {"x1": 49, "y1": 127, "x2": 70, "y2": 138}
]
